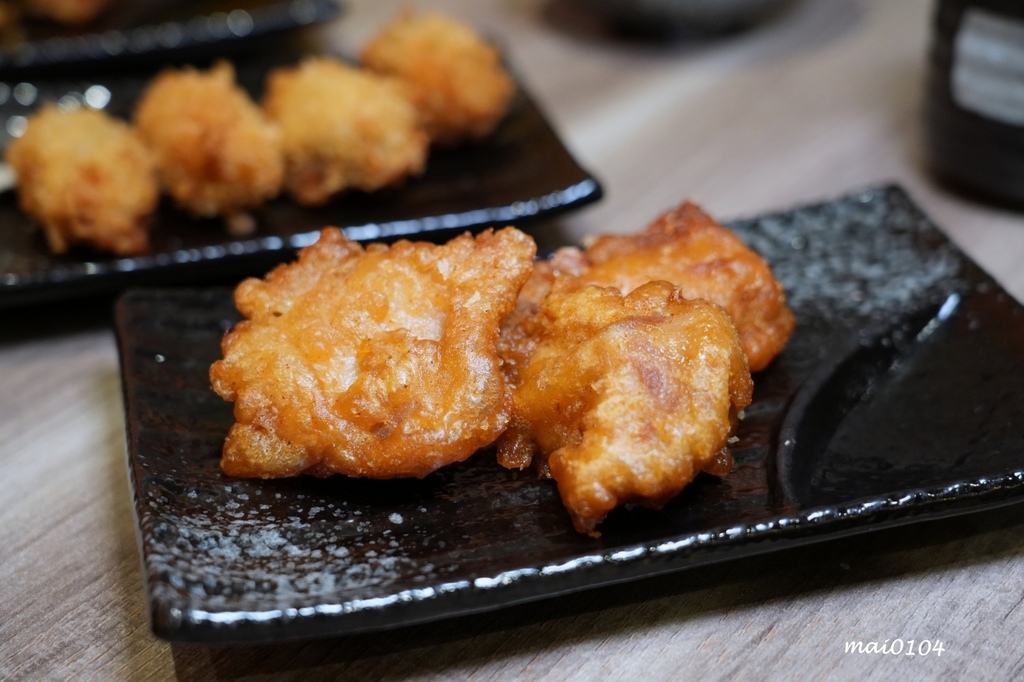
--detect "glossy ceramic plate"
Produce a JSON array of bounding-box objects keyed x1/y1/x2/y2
[
  {"x1": 115, "y1": 185, "x2": 1024, "y2": 644},
  {"x1": 0, "y1": 0, "x2": 343, "y2": 73},
  {"x1": 0, "y1": 58, "x2": 601, "y2": 309}
]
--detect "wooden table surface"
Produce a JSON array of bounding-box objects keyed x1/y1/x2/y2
[{"x1": 4, "y1": 0, "x2": 1024, "y2": 679}]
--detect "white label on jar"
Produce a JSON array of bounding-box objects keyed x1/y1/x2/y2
[{"x1": 952, "y1": 8, "x2": 1024, "y2": 126}]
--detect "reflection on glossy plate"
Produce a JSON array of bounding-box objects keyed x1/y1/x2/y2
[
  {"x1": 0, "y1": 0, "x2": 343, "y2": 73},
  {"x1": 115, "y1": 185, "x2": 1024, "y2": 644},
  {"x1": 0, "y1": 54, "x2": 602, "y2": 308}
]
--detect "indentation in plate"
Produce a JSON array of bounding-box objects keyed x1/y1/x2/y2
[{"x1": 777, "y1": 289, "x2": 1024, "y2": 508}]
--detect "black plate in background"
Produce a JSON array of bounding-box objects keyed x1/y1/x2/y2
[
  {"x1": 0, "y1": 57, "x2": 602, "y2": 309},
  {"x1": 115, "y1": 185, "x2": 1024, "y2": 644},
  {"x1": 0, "y1": 0, "x2": 342, "y2": 74}
]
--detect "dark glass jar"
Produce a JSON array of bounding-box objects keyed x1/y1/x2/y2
[{"x1": 925, "y1": 0, "x2": 1024, "y2": 205}]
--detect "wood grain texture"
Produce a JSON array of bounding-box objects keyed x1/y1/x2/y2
[{"x1": 3, "y1": 0, "x2": 1024, "y2": 679}]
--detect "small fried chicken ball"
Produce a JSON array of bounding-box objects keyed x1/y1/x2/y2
[
  {"x1": 262, "y1": 57, "x2": 429, "y2": 206},
  {"x1": 210, "y1": 226, "x2": 537, "y2": 479},
  {"x1": 133, "y1": 61, "x2": 283, "y2": 220},
  {"x1": 362, "y1": 12, "x2": 514, "y2": 145},
  {"x1": 6, "y1": 104, "x2": 158, "y2": 255}
]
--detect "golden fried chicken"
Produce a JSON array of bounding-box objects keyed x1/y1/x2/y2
[
  {"x1": 22, "y1": 0, "x2": 112, "y2": 24},
  {"x1": 578, "y1": 202, "x2": 795, "y2": 372},
  {"x1": 210, "y1": 226, "x2": 536, "y2": 480},
  {"x1": 5, "y1": 104, "x2": 157, "y2": 255},
  {"x1": 361, "y1": 11, "x2": 514, "y2": 145},
  {"x1": 133, "y1": 61, "x2": 283, "y2": 221},
  {"x1": 498, "y1": 281, "x2": 753, "y2": 535},
  {"x1": 496, "y1": 246, "x2": 587, "y2": 391},
  {"x1": 498, "y1": 202, "x2": 792, "y2": 389},
  {"x1": 262, "y1": 57, "x2": 429, "y2": 206}
]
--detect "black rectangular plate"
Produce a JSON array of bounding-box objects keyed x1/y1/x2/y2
[
  {"x1": 115, "y1": 185, "x2": 1024, "y2": 644},
  {"x1": 0, "y1": 0, "x2": 343, "y2": 74},
  {"x1": 0, "y1": 51, "x2": 601, "y2": 308}
]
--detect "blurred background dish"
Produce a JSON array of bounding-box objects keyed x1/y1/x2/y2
[
  {"x1": 0, "y1": 0, "x2": 342, "y2": 74},
  {"x1": 0, "y1": 55, "x2": 602, "y2": 309},
  {"x1": 572, "y1": 0, "x2": 792, "y2": 35}
]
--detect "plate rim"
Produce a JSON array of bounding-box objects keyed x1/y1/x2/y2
[{"x1": 0, "y1": 0, "x2": 345, "y2": 73}]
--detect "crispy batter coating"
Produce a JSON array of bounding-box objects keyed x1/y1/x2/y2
[
  {"x1": 361, "y1": 12, "x2": 514, "y2": 145},
  {"x1": 133, "y1": 61, "x2": 283, "y2": 219},
  {"x1": 262, "y1": 57, "x2": 429, "y2": 206},
  {"x1": 578, "y1": 202, "x2": 795, "y2": 372},
  {"x1": 5, "y1": 104, "x2": 158, "y2": 255},
  {"x1": 495, "y1": 201, "x2": 791, "y2": 533},
  {"x1": 496, "y1": 246, "x2": 587, "y2": 391},
  {"x1": 22, "y1": 0, "x2": 112, "y2": 24},
  {"x1": 499, "y1": 202, "x2": 793, "y2": 388},
  {"x1": 210, "y1": 226, "x2": 536, "y2": 479},
  {"x1": 499, "y1": 281, "x2": 753, "y2": 535}
]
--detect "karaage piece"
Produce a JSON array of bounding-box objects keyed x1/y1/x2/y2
[
  {"x1": 262, "y1": 57, "x2": 428, "y2": 206},
  {"x1": 361, "y1": 12, "x2": 514, "y2": 145},
  {"x1": 5, "y1": 104, "x2": 157, "y2": 255},
  {"x1": 496, "y1": 246, "x2": 587, "y2": 391},
  {"x1": 578, "y1": 202, "x2": 795, "y2": 372},
  {"x1": 499, "y1": 281, "x2": 753, "y2": 535},
  {"x1": 21, "y1": 0, "x2": 112, "y2": 24},
  {"x1": 210, "y1": 226, "x2": 536, "y2": 480},
  {"x1": 133, "y1": 61, "x2": 283, "y2": 220}
]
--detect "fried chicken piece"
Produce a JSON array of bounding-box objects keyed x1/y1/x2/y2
[
  {"x1": 133, "y1": 61, "x2": 283, "y2": 220},
  {"x1": 578, "y1": 202, "x2": 795, "y2": 372},
  {"x1": 5, "y1": 104, "x2": 157, "y2": 255},
  {"x1": 21, "y1": 0, "x2": 112, "y2": 24},
  {"x1": 262, "y1": 57, "x2": 429, "y2": 206},
  {"x1": 499, "y1": 281, "x2": 753, "y2": 535},
  {"x1": 210, "y1": 226, "x2": 536, "y2": 479},
  {"x1": 496, "y1": 246, "x2": 587, "y2": 390},
  {"x1": 361, "y1": 12, "x2": 514, "y2": 145},
  {"x1": 499, "y1": 203, "x2": 793, "y2": 380}
]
